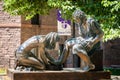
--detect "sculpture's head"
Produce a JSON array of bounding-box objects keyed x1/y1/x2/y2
[
  {"x1": 72, "y1": 9, "x2": 87, "y2": 24},
  {"x1": 44, "y1": 32, "x2": 60, "y2": 49}
]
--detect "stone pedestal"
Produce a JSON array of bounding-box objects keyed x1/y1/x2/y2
[
  {"x1": 7, "y1": 68, "x2": 110, "y2": 80},
  {"x1": 90, "y1": 49, "x2": 103, "y2": 71}
]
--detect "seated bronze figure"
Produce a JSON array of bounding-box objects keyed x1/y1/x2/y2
[{"x1": 64, "y1": 9, "x2": 104, "y2": 71}]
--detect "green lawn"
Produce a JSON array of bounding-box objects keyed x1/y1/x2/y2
[
  {"x1": 0, "y1": 68, "x2": 6, "y2": 75},
  {"x1": 104, "y1": 67, "x2": 120, "y2": 75}
]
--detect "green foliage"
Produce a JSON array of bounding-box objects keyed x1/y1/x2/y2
[
  {"x1": 2, "y1": 0, "x2": 120, "y2": 41},
  {"x1": 47, "y1": 0, "x2": 76, "y2": 20},
  {"x1": 102, "y1": 0, "x2": 120, "y2": 12},
  {"x1": 3, "y1": 0, "x2": 52, "y2": 19},
  {"x1": 0, "y1": 68, "x2": 6, "y2": 75},
  {"x1": 104, "y1": 67, "x2": 120, "y2": 75},
  {"x1": 101, "y1": 0, "x2": 120, "y2": 41}
]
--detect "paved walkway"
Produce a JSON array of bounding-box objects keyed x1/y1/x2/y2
[
  {"x1": 111, "y1": 76, "x2": 120, "y2": 80},
  {"x1": 0, "y1": 75, "x2": 10, "y2": 80}
]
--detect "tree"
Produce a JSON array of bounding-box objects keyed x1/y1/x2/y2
[
  {"x1": 101, "y1": 0, "x2": 120, "y2": 41},
  {"x1": 1, "y1": 0, "x2": 120, "y2": 41},
  {"x1": 2, "y1": 0, "x2": 52, "y2": 19}
]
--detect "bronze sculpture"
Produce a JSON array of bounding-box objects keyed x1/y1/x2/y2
[
  {"x1": 63, "y1": 9, "x2": 104, "y2": 71},
  {"x1": 15, "y1": 32, "x2": 62, "y2": 71},
  {"x1": 15, "y1": 9, "x2": 104, "y2": 72}
]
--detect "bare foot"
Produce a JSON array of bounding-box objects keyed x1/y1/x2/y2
[
  {"x1": 81, "y1": 64, "x2": 95, "y2": 72},
  {"x1": 89, "y1": 64, "x2": 95, "y2": 70}
]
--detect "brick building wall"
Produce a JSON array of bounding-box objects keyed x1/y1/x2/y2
[
  {"x1": 0, "y1": 28, "x2": 21, "y2": 68},
  {"x1": 103, "y1": 38, "x2": 120, "y2": 68},
  {"x1": 21, "y1": 9, "x2": 57, "y2": 43},
  {"x1": 0, "y1": 2, "x2": 21, "y2": 68}
]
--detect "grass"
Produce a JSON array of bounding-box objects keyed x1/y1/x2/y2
[
  {"x1": 0, "y1": 68, "x2": 6, "y2": 75},
  {"x1": 104, "y1": 67, "x2": 120, "y2": 75}
]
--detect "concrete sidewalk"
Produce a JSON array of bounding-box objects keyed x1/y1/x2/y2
[{"x1": 111, "y1": 75, "x2": 120, "y2": 80}]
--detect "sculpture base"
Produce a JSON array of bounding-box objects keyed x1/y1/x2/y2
[{"x1": 7, "y1": 68, "x2": 110, "y2": 80}]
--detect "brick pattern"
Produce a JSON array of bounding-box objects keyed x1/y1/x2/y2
[
  {"x1": 0, "y1": 28, "x2": 20, "y2": 68},
  {"x1": 0, "y1": 2, "x2": 21, "y2": 68},
  {"x1": 103, "y1": 38, "x2": 120, "y2": 67},
  {"x1": 40, "y1": 9, "x2": 57, "y2": 26},
  {"x1": 21, "y1": 25, "x2": 57, "y2": 43},
  {"x1": 21, "y1": 9, "x2": 57, "y2": 43}
]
